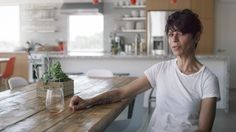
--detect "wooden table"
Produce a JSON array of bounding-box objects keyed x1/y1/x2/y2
[{"x1": 0, "y1": 76, "x2": 136, "y2": 132}]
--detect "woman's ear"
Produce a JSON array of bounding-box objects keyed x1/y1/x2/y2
[
  {"x1": 193, "y1": 32, "x2": 201, "y2": 49},
  {"x1": 194, "y1": 32, "x2": 201, "y2": 43}
]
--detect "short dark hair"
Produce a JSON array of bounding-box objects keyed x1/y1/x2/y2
[{"x1": 165, "y1": 9, "x2": 202, "y2": 38}]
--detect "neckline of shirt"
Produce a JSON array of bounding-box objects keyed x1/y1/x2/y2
[{"x1": 173, "y1": 59, "x2": 205, "y2": 77}]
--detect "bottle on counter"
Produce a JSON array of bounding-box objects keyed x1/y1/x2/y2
[
  {"x1": 109, "y1": 32, "x2": 118, "y2": 55},
  {"x1": 134, "y1": 33, "x2": 141, "y2": 55},
  {"x1": 125, "y1": 44, "x2": 132, "y2": 55}
]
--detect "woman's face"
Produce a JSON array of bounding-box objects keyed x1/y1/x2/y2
[{"x1": 168, "y1": 30, "x2": 197, "y2": 57}]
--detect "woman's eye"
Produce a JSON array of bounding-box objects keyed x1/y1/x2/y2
[
  {"x1": 177, "y1": 32, "x2": 183, "y2": 36},
  {"x1": 168, "y1": 33, "x2": 173, "y2": 37}
]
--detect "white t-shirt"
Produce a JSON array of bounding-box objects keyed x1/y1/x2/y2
[{"x1": 145, "y1": 59, "x2": 220, "y2": 132}]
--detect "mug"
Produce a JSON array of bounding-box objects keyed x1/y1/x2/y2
[
  {"x1": 136, "y1": 22, "x2": 145, "y2": 29},
  {"x1": 139, "y1": 10, "x2": 146, "y2": 17},
  {"x1": 126, "y1": 21, "x2": 135, "y2": 30},
  {"x1": 131, "y1": 10, "x2": 139, "y2": 17}
]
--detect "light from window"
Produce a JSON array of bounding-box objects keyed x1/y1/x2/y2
[
  {"x1": 68, "y1": 13, "x2": 104, "y2": 52},
  {"x1": 0, "y1": 5, "x2": 20, "y2": 52}
]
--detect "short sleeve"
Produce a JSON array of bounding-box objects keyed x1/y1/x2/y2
[
  {"x1": 144, "y1": 63, "x2": 161, "y2": 89},
  {"x1": 202, "y1": 75, "x2": 221, "y2": 101}
]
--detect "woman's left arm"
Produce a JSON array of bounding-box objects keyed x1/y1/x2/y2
[{"x1": 197, "y1": 97, "x2": 217, "y2": 132}]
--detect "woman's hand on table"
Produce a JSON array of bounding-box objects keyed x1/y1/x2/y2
[{"x1": 69, "y1": 96, "x2": 89, "y2": 111}]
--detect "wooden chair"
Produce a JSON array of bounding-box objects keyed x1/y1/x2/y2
[
  {"x1": 148, "y1": 88, "x2": 156, "y2": 114},
  {"x1": 105, "y1": 93, "x2": 145, "y2": 132},
  {"x1": 8, "y1": 76, "x2": 28, "y2": 90},
  {"x1": 0, "y1": 57, "x2": 16, "y2": 89}
]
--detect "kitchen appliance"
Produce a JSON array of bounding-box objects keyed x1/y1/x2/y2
[
  {"x1": 152, "y1": 36, "x2": 165, "y2": 55},
  {"x1": 147, "y1": 11, "x2": 173, "y2": 55},
  {"x1": 115, "y1": 35, "x2": 125, "y2": 52},
  {"x1": 28, "y1": 53, "x2": 44, "y2": 83}
]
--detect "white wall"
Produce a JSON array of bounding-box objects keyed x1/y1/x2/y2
[{"x1": 215, "y1": 0, "x2": 236, "y2": 88}]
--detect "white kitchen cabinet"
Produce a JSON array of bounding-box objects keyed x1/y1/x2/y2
[{"x1": 121, "y1": 29, "x2": 146, "y2": 33}]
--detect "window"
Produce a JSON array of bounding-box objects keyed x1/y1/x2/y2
[
  {"x1": 68, "y1": 12, "x2": 104, "y2": 53},
  {"x1": 0, "y1": 5, "x2": 20, "y2": 52}
]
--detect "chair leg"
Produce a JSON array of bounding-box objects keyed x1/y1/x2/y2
[
  {"x1": 148, "y1": 88, "x2": 154, "y2": 114},
  {"x1": 4, "y1": 78, "x2": 9, "y2": 89},
  {"x1": 0, "y1": 78, "x2": 3, "y2": 89},
  {"x1": 127, "y1": 98, "x2": 135, "y2": 119}
]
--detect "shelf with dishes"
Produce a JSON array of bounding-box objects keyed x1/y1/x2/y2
[
  {"x1": 21, "y1": 4, "x2": 60, "y2": 34},
  {"x1": 121, "y1": 17, "x2": 146, "y2": 21},
  {"x1": 114, "y1": 5, "x2": 146, "y2": 9},
  {"x1": 23, "y1": 18, "x2": 57, "y2": 22},
  {"x1": 24, "y1": 30, "x2": 58, "y2": 33},
  {"x1": 22, "y1": 25, "x2": 58, "y2": 33},
  {"x1": 121, "y1": 29, "x2": 146, "y2": 33}
]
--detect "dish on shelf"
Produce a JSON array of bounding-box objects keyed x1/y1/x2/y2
[
  {"x1": 123, "y1": 14, "x2": 131, "y2": 18},
  {"x1": 121, "y1": 29, "x2": 146, "y2": 33},
  {"x1": 122, "y1": 17, "x2": 146, "y2": 20},
  {"x1": 23, "y1": 18, "x2": 57, "y2": 22},
  {"x1": 114, "y1": 5, "x2": 146, "y2": 8},
  {"x1": 131, "y1": 10, "x2": 139, "y2": 17}
]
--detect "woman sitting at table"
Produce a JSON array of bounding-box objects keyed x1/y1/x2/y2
[{"x1": 69, "y1": 9, "x2": 220, "y2": 132}]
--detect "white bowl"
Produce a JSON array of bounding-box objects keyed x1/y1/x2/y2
[
  {"x1": 136, "y1": 22, "x2": 145, "y2": 29},
  {"x1": 126, "y1": 21, "x2": 135, "y2": 30}
]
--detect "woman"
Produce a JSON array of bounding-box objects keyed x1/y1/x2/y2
[{"x1": 69, "y1": 9, "x2": 220, "y2": 132}]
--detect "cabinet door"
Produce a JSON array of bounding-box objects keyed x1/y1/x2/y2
[
  {"x1": 196, "y1": 18, "x2": 214, "y2": 54},
  {"x1": 146, "y1": 0, "x2": 168, "y2": 11},
  {"x1": 168, "y1": 0, "x2": 191, "y2": 10},
  {"x1": 191, "y1": 0, "x2": 214, "y2": 18}
]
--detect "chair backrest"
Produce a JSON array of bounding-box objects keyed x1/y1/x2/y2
[
  {"x1": 123, "y1": 93, "x2": 145, "y2": 132},
  {"x1": 2, "y1": 57, "x2": 16, "y2": 78},
  {"x1": 86, "y1": 69, "x2": 113, "y2": 78},
  {"x1": 8, "y1": 76, "x2": 28, "y2": 89},
  {"x1": 104, "y1": 93, "x2": 145, "y2": 132}
]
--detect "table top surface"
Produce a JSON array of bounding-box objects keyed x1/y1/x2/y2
[{"x1": 0, "y1": 76, "x2": 136, "y2": 132}]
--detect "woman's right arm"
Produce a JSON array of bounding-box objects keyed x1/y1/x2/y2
[{"x1": 69, "y1": 75, "x2": 151, "y2": 111}]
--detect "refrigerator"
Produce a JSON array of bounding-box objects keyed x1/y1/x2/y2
[{"x1": 147, "y1": 11, "x2": 173, "y2": 56}]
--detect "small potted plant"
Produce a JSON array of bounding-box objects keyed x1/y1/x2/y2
[{"x1": 36, "y1": 61, "x2": 74, "y2": 98}]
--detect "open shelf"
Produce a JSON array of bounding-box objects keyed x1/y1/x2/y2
[
  {"x1": 24, "y1": 18, "x2": 57, "y2": 22},
  {"x1": 24, "y1": 30, "x2": 58, "y2": 33},
  {"x1": 121, "y1": 17, "x2": 146, "y2": 21},
  {"x1": 121, "y1": 29, "x2": 146, "y2": 33},
  {"x1": 114, "y1": 5, "x2": 146, "y2": 9}
]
